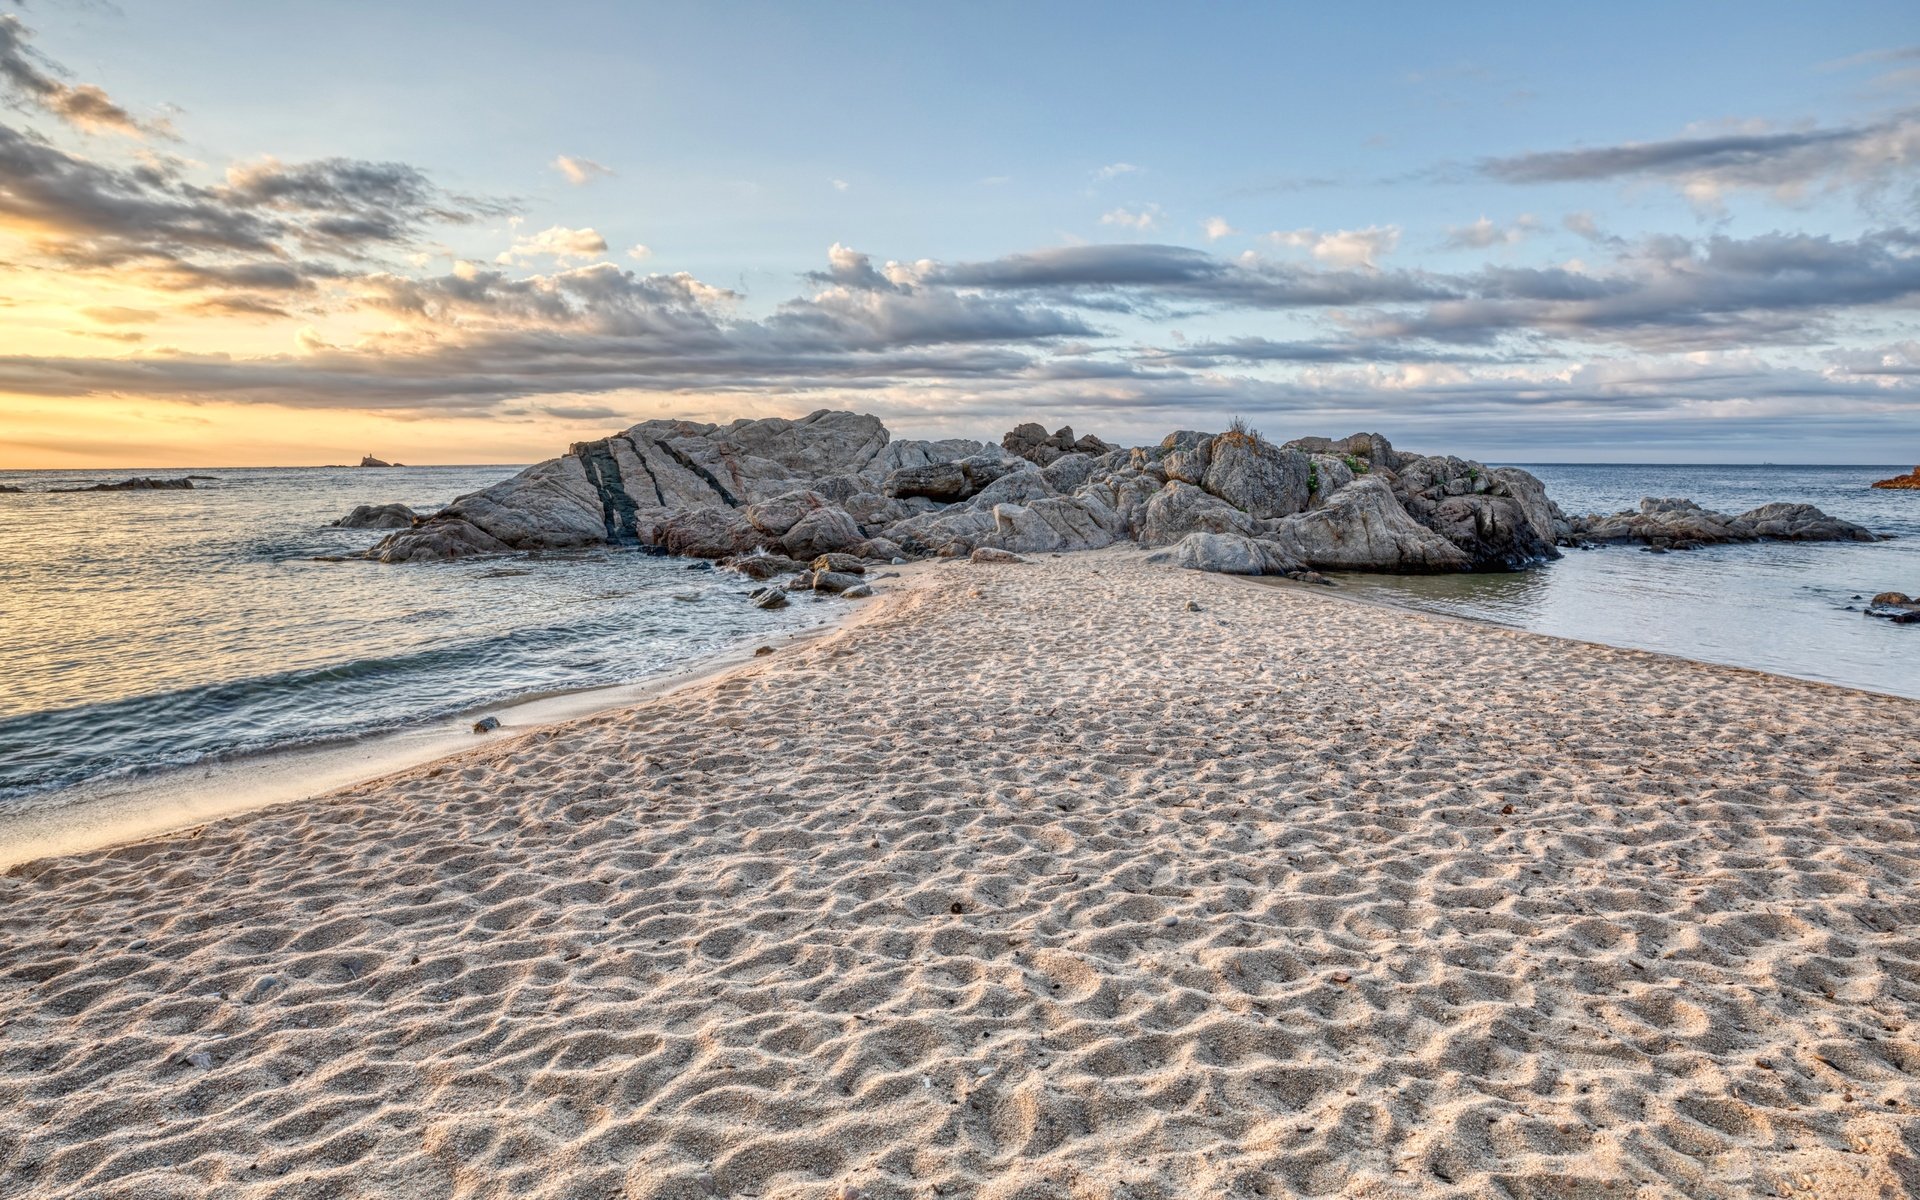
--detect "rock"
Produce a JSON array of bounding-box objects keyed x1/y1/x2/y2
[
  {"x1": 744, "y1": 490, "x2": 828, "y2": 537},
  {"x1": 671, "y1": 592, "x2": 699, "y2": 602},
  {"x1": 1865, "y1": 591, "x2": 1920, "y2": 623},
  {"x1": 1200, "y1": 430, "x2": 1312, "y2": 519},
  {"x1": 810, "y1": 553, "x2": 866, "y2": 574},
  {"x1": 1040, "y1": 452, "x2": 1097, "y2": 494},
  {"x1": 1286, "y1": 431, "x2": 1400, "y2": 474},
  {"x1": 1306, "y1": 455, "x2": 1355, "y2": 506},
  {"x1": 1001, "y1": 422, "x2": 1115, "y2": 467},
  {"x1": 985, "y1": 496, "x2": 1125, "y2": 553},
  {"x1": 50, "y1": 476, "x2": 195, "y2": 492},
  {"x1": 1139, "y1": 481, "x2": 1258, "y2": 545},
  {"x1": 841, "y1": 583, "x2": 875, "y2": 598},
  {"x1": 966, "y1": 466, "x2": 1053, "y2": 508},
  {"x1": 473, "y1": 716, "x2": 500, "y2": 733},
  {"x1": 663, "y1": 508, "x2": 766, "y2": 559},
  {"x1": 1186, "y1": 600, "x2": 1202, "y2": 611},
  {"x1": 373, "y1": 519, "x2": 512, "y2": 562},
  {"x1": 1570, "y1": 497, "x2": 1876, "y2": 546},
  {"x1": 724, "y1": 552, "x2": 806, "y2": 580},
  {"x1": 185, "y1": 1051, "x2": 214, "y2": 1070},
  {"x1": 808, "y1": 570, "x2": 865, "y2": 594},
  {"x1": 750, "y1": 587, "x2": 790, "y2": 609},
  {"x1": 1871, "y1": 466, "x2": 1920, "y2": 490},
  {"x1": 882, "y1": 456, "x2": 1018, "y2": 503},
  {"x1": 331, "y1": 502, "x2": 418, "y2": 529},
  {"x1": 851, "y1": 537, "x2": 908, "y2": 561},
  {"x1": 359, "y1": 455, "x2": 401, "y2": 468},
  {"x1": 969, "y1": 547, "x2": 1024, "y2": 564},
  {"x1": 0, "y1": 485, "x2": 21, "y2": 493},
  {"x1": 780, "y1": 506, "x2": 863, "y2": 559},
  {"x1": 1269, "y1": 476, "x2": 1472, "y2": 572},
  {"x1": 872, "y1": 437, "x2": 999, "y2": 474},
  {"x1": 1145, "y1": 532, "x2": 1301, "y2": 575},
  {"x1": 1391, "y1": 456, "x2": 1560, "y2": 569},
  {"x1": 754, "y1": 645, "x2": 774, "y2": 656},
  {"x1": 685, "y1": 560, "x2": 714, "y2": 571}
]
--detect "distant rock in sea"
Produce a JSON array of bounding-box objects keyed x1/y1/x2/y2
[
  {"x1": 1866, "y1": 592, "x2": 1920, "y2": 624},
  {"x1": 49, "y1": 476, "x2": 195, "y2": 493},
  {"x1": 1871, "y1": 466, "x2": 1920, "y2": 490},
  {"x1": 358, "y1": 409, "x2": 1887, "y2": 577},
  {"x1": 0, "y1": 484, "x2": 20, "y2": 494},
  {"x1": 359, "y1": 455, "x2": 404, "y2": 468},
  {"x1": 331, "y1": 503, "x2": 419, "y2": 529},
  {"x1": 1567, "y1": 497, "x2": 1878, "y2": 548}
]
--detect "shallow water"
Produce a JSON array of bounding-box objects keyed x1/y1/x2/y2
[
  {"x1": 1334, "y1": 464, "x2": 1920, "y2": 699},
  {"x1": 0, "y1": 466, "x2": 835, "y2": 804}
]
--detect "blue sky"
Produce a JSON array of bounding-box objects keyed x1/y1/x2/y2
[{"x1": 2, "y1": 1, "x2": 1917, "y2": 464}]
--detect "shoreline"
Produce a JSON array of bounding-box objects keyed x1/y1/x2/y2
[{"x1": 0, "y1": 583, "x2": 901, "y2": 871}]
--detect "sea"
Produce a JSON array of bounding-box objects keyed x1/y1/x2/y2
[
  {"x1": 0, "y1": 465, "x2": 837, "y2": 808},
  {"x1": 0, "y1": 462, "x2": 1915, "y2": 815}
]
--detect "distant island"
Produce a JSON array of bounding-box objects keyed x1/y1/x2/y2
[
  {"x1": 1872, "y1": 465, "x2": 1920, "y2": 490},
  {"x1": 359, "y1": 455, "x2": 405, "y2": 468}
]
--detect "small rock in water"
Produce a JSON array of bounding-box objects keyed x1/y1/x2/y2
[
  {"x1": 751, "y1": 587, "x2": 790, "y2": 610},
  {"x1": 473, "y1": 716, "x2": 501, "y2": 734},
  {"x1": 754, "y1": 645, "x2": 774, "y2": 656},
  {"x1": 842, "y1": 583, "x2": 874, "y2": 598},
  {"x1": 685, "y1": 560, "x2": 713, "y2": 571},
  {"x1": 185, "y1": 1051, "x2": 214, "y2": 1070},
  {"x1": 671, "y1": 592, "x2": 700, "y2": 602}
]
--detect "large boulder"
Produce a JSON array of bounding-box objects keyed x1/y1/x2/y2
[
  {"x1": 1139, "y1": 481, "x2": 1259, "y2": 546},
  {"x1": 1040, "y1": 452, "x2": 1098, "y2": 495},
  {"x1": 882, "y1": 455, "x2": 1018, "y2": 503},
  {"x1": 332, "y1": 503, "x2": 418, "y2": 529},
  {"x1": 872, "y1": 438, "x2": 1000, "y2": 475},
  {"x1": 1145, "y1": 532, "x2": 1301, "y2": 575},
  {"x1": 983, "y1": 496, "x2": 1126, "y2": 553},
  {"x1": 662, "y1": 508, "x2": 767, "y2": 559},
  {"x1": 373, "y1": 520, "x2": 510, "y2": 563},
  {"x1": 1269, "y1": 477, "x2": 1471, "y2": 572},
  {"x1": 1872, "y1": 466, "x2": 1920, "y2": 491},
  {"x1": 1391, "y1": 456, "x2": 1560, "y2": 569},
  {"x1": 779, "y1": 506, "x2": 863, "y2": 559},
  {"x1": 1200, "y1": 431, "x2": 1312, "y2": 519},
  {"x1": 1736, "y1": 503, "x2": 1878, "y2": 542},
  {"x1": 744, "y1": 489, "x2": 828, "y2": 537}
]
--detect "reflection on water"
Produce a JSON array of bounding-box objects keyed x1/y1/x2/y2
[{"x1": 1331, "y1": 464, "x2": 1920, "y2": 700}]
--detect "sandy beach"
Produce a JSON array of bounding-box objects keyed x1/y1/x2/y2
[{"x1": 2, "y1": 548, "x2": 1917, "y2": 1199}]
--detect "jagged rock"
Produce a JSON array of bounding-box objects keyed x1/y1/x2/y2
[
  {"x1": 1871, "y1": 466, "x2": 1920, "y2": 491},
  {"x1": 1139, "y1": 481, "x2": 1258, "y2": 546},
  {"x1": 745, "y1": 490, "x2": 827, "y2": 537},
  {"x1": 878, "y1": 506, "x2": 998, "y2": 556},
  {"x1": 970, "y1": 547, "x2": 1024, "y2": 564},
  {"x1": 50, "y1": 476, "x2": 195, "y2": 492},
  {"x1": 967, "y1": 467, "x2": 1053, "y2": 508},
  {"x1": 331, "y1": 503, "x2": 418, "y2": 529},
  {"x1": 1162, "y1": 438, "x2": 1212, "y2": 485},
  {"x1": 724, "y1": 552, "x2": 806, "y2": 580},
  {"x1": 1001, "y1": 422, "x2": 1115, "y2": 467},
  {"x1": 1078, "y1": 471, "x2": 1164, "y2": 537},
  {"x1": 1145, "y1": 532, "x2": 1300, "y2": 575},
  {"x1": 779, "y1": 506, "x2": 863, "y2": 559},
  {"x1": 1200, "y1": 432, "x2": 1312, "y2": 519},
  {"x1": 873, "y1": 438, "x2": 1000, "y2": 474},
  {"x1": 1269, "y1": 477, "x2": 1471, "y2": 572},
  {"x1": 750, "y1": 586, "x2": 790, "y2": 609},
  {"x1": 662, "y1": 508, "x2": 766, "y2": 559},
  {"x1": 842, "y1": 583, "x2": 875, "y2": 598},
  {"x1": 1392, "y1": 456, "x2": 1560, "y2": 569},
  {"x1": 1307, "y1": 454, "x2": 1355, "y2": 506},
  {"x1": 1570, "y1": 498, "x2": 1876, "y2": 546},
  {"x1": 360, "y1": 455, "x2": 402, "y2": 468},
  {"x1": 1286, "y1": 432, "x2": 1399, "y2": 474},
  {"x1": 882, "y1": 456, "x2": 1018, "y2": 503},
  {"x1": 1040, "y1": 453, "x2": 1097, "y2": 494},
  {"x1": 984, "y1": 496, "x2": 1125, "y2": 553}
]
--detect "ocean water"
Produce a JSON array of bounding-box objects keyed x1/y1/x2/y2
[
  {"x1": 1333, "y1": 464, "x2": 1920, "y2": 700},
  {"x1": 0, "y1": 466, "x2": 836, "y2": 805}
]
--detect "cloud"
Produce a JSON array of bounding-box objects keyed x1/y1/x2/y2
[
  {"x1": 1100, "y1": 205, "x2": 1162, "y2": 232},
  {"x1": 1561, "y1": 211, "x2": 1620, "y2": 247},
  {"x1": 831, "y1": 178, "x2": 849, "y2": 191},
  {"x1": 1480, "y1": 114, "x2": 1920, "y2": 209},
  {"x1": 627, "y1": 243, "x2": 651, "y2": 260},
  {"x1": 495, "y1": 225, "x2": 610, "y2": 264},
  {"x1": 1093, "y1": 162, "x2": 1140, "y2": 181},
  {"x1": 80, "y1": 305, "x2": 162, "y2": 325},
  {"x1": 552, "y1": 155, "x2": 614, "y2": 186},
  {"x1": 1201, "y1": 216, "x2": 1238, "y2": 241},
  {"x1": 1265, "y1": 225, "x2": 1401, "y2": 269},
  {"x1": 0, "y1": 15, "x2": 156, "y2": 137},
  {"x1": 1441, "y1": 214, "x2": 1539, "y2": 249}
]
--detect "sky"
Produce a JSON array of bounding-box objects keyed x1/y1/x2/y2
[{"x1": 0, "y1": 1, "x2": 1917, "y2": 467}]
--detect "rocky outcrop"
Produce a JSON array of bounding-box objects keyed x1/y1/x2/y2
[
  {"x1": 0, "y1": 485, "x2": 20, "y2": 494},
  {"x1": 50, "y1": 476, "x2": 195, "y2": 492},
  {"x1": 363, "y1": 410, "x2": 1889, "y2": 583},
  {"x1": 1002, "y1": 423, "x2": 1117, "y2": 466},
  {"x1": 1871, "y1": 467, "x2": 1920, "y2": 490},
  {"x1": 331, "y1": 503, "x2": 418, "y2": 529},
  {"x1": 1269, "y1": 476, "x2": 1472, "y2": 572},
  {"x1": 1570, "y1": 498, "x2": 1877, "y2": 547},
  {"x1": 359, "y1": 455, "x2": 402, "y2": 468}
]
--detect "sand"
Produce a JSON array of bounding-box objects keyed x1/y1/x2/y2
[{"x1": 1, "y1": 548, "x2": 1916, "y2": 1199}]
